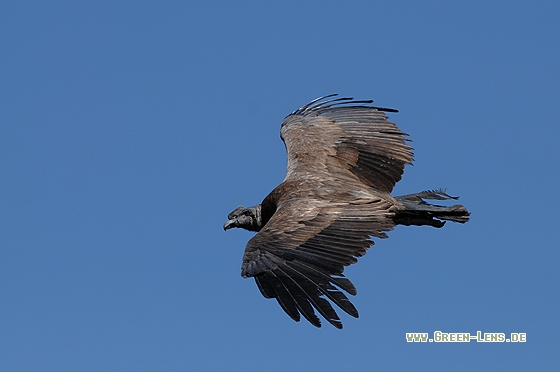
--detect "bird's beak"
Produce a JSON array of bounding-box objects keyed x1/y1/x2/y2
[{"x1": 223, "y1": 220, "x2": 236, "y2": 231}]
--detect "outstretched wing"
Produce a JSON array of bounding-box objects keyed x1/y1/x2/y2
[
  {"x1": 241, "y1": 194, "x2": 397, "y2": 329},
  {"x1": 281, "y1": 94, "x2": 413, "y2": 192}
]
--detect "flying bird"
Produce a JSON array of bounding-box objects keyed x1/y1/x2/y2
[{"x1": 224, "y1": 94, "x2": 470, "y2": 329}]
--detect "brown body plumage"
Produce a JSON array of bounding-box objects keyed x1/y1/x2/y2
[{"x1": 224, "y1": 95, "x2": 469, "y2": 328}]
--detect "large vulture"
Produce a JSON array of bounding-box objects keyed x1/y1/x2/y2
[{"x1": 224, "y1": 94, "x2": 470, "y2": 329}]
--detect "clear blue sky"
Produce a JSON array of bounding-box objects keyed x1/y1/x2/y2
[{"x1": 2, "y1": 1, "x2": 559, "y2": 371}]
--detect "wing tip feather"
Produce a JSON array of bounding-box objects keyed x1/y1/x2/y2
[{"x1": 289, "y1": 94, "x2": 398, "y2": 117}]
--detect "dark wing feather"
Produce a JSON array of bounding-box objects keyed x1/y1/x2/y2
[{"x1": 242, "y1": 196, "x2": 396, "y2": 328}]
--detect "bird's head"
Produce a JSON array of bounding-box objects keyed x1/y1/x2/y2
[{"x1": 223, "y1": 205, "x2": 262, "y2": 232}]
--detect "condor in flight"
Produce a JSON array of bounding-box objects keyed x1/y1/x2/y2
[{"x1": 224, "y1": 95, "x2": 469, "y2": 329}]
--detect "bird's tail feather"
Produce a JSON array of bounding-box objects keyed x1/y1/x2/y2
[{"x1": 393, "y1": 189, "x2": 470, "y2": 228}]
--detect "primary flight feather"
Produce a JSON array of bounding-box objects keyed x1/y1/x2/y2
[{"x1": 224, "y1": 95, "x2": 470, "y2": 329}]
